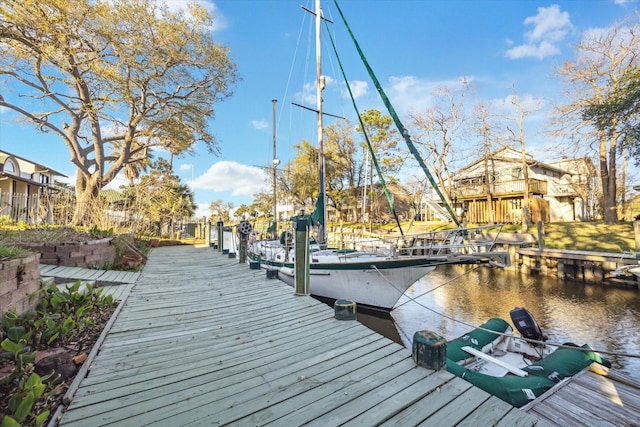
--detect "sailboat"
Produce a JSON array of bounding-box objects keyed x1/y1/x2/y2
[{"x1": 247, "y1": 0, "x2": 509, "y2": 311}]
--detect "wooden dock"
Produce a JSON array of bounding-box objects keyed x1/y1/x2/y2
[
  {"x1": 40, "y1": 264, "x2": 141, "y2": 285},
  {"x1": 53, "y1": 245, "x2": 544, "y2": 426},
  {"x1": 523, "y1": 364, "x2": 640, "y2": 426},
  {"x1": 40, "y1": 263, "x2": 139, "y2": 303}
]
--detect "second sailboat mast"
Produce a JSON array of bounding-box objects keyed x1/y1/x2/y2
[{"x1": 316, "y1": 0, "x2": 327, "y2": 246}]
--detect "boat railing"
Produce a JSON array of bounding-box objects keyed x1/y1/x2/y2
[
  {"x1": 353, "y1": 224, "x2": 505, "y2": 258},
  {"x1": 322, "y1": 224, "x2": 505, "y2": 258}
]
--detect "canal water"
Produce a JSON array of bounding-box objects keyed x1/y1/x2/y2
[
  {"x1": 358, "y1": 264, "x2": 640, "y2": 379},
  {"x1": 222, "y1": 231, "x2": 640, "y2": 378}
]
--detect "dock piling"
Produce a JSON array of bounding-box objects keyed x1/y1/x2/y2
[
  {"x1": 412, "y1": 330, "x2": 447, "y2": 371},
  {"x1": 294, "y1": 217, "x2": 310, "y2": 295}
]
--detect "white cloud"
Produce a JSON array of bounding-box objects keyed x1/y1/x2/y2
[
  {"x1": 505, "y1": 41, "x2": 560, "y2": 60},
  {"x1": 342, "y1": 80, "x2": 368, "y2": 99},
  {"x1": 190, "y1": 161, "x2": 267, "y2": 196},
  {"x1": 296, "y1": 76, "x2": 338, "y2": 106},
  {"x1": 164, "y1": 1, "x2": 228, "y2": 32},
  {"x1": 506, "y1": 5, "x2": 573, "y2": 60},
  {"x1": 385, "y1": 76, "x2": 471, "y2": 115},
  {"x1": 386, "y1": 76, "x2": 437, "y2": 115},
  {"x1": 251, "y1": 119, "x2": 269, "y2": 130}
]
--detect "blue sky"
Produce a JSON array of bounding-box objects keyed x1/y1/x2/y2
[{"x1": 0, "y1": 0, "x2": 637, "y2": 218}]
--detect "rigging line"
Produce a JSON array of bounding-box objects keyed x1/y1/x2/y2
[
  {"x1": 280, "y1": 4, "x2": 312, "y2": 141},
  {"x1": 291, "y1": 102, "x2": 347, "y2": 120},
  {"x1": 411, "y1": 298, "x2": 640, "y2": 359},
  {"x1": 394, "y1": 319, "x2": 415, "y2": 346},
  {"x1": 323, "y1": 16, "x2": 404, "y2": 237},
  {"x1": 393, "y1": 264, "x2": 482, "y2": 310},
  {"x1": 371, "y1": 263, "x2": 640, "y2": 358},
  {"x1": 331, "y1": 0, "x2": 460, "y2": 226},
  {"x1": 368, "y1": 263, "x2": 481, "y2": 310}
]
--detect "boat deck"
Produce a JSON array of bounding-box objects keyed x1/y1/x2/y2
[
  {"x1": 523, "y1": 364, "x2": 640, "y2": 426},
  {"x1": 53, "y1": 245, "x2": 544, "y2": 426}
]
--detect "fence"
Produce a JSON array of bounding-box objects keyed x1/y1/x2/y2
[{"x1": 0, "y1": 192, "x2": 207, "y2": 239}]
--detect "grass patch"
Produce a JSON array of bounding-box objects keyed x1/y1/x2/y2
[
  {"x1": 0, "y1": 245, "x2": 29, "y2": 258},
  {"x1": 333, "y1": 220, "x2": 637, "y2": 254},
  {"x1": 540, "y1": 221, "x2": 635, "y2": 252}
]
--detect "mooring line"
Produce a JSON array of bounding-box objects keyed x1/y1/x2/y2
[{"x1": 374, "y1": 265, "x2": 640, "y2": 359}]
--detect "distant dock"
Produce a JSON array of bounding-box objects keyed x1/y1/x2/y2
[{"x1": 50, "y1": 245, "x2": 547, "y2": 426}]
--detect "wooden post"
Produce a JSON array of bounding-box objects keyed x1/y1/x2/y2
[
  {"x1": 205, "y1": 221, "x2": 211, "y2": 247},
  {"x1": 634, "y1": 220, "x2": 640, "y2": 261},
  {"x1": 294, "y1": 218, "x2": 310, "y2": 296},
  {"x1": 537, "y1": 221, "x2": 545, "y2": 250},
  {"x1": 239, "y1": 238, "x2": 247, "y2": 264},
  {"x1": 217, "y1": 221, "x2": 223, "y2": 253}
]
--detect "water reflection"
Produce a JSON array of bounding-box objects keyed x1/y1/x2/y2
[{"x1": 389, "y1": 264, "x2": 640, "y2": 379}]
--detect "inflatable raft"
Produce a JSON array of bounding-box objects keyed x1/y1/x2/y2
[{"x1": 446, "y1": 308, "x2": 611, "y2": 408}]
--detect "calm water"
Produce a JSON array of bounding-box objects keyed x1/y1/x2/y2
[
  {"x1": 361, "y1": 264, "x2": 640, "y2": 379},
  {"x1": 227, "y1": 230, "x2": 640, "y2": 379}
]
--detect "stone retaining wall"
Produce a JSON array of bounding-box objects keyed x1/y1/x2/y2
[
  {"x1": 19, "y1": 238, "x2": 116, "y2": 268},
  {"x1": 0, "y1": 253, "x2": 41, "y2": 317}
]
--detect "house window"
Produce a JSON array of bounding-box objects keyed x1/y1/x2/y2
[
  {"x1": 511, "y1": 167, "x2": 522, "y2": 180},
  {"x1": 4, "y1": 159, "x2": 17, "y2": 174}
]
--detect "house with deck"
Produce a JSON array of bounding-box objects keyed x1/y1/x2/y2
[
  {"x1": 0, "y1": 149, "x2": 67, "y2": 224},
  {"x1": 448, "y1": 147, "x2": 596, "y2": 224}
]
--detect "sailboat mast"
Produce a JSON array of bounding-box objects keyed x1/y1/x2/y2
[{"x1": 316, "y1": 0, "x2": 327, "y2": 246}]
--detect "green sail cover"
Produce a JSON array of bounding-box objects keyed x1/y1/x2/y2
[{"x1": 311, "y1": 193, "x2": 325, "y2": 226}]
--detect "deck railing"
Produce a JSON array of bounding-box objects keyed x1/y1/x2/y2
[{"x1": 452, "y1": 178, "x2": 547, "y2": 199}]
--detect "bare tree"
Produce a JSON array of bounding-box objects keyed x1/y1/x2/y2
[
  {"x1": 470, "y1": 100, "x2": 508, "y2": 224},
  {"x1": 409, "y1": 79, "x2": 472, "y2": 204},
  {"x1": 553, "y1": 14, "x2": 640, "y2": 224},
  {"x1": 507, "y1": 88, "x2": 542, "y2": 231}
]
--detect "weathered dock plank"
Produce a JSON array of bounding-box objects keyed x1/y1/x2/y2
[
  {"x1": 523, "y1": 364, "x2": 640, "y2": 426},
  {"x1": 99, "y1": 283, "x2": 134, "y2": 302},
  {"x1": 377, "y1": 376, "x2": 473, "y2": 426},
  {"x1": 56, "y1": 245, "x2": 543, "y2": 427},
  {"x1": 39, "y1": 264, "x2": 141, "y2": 285}
]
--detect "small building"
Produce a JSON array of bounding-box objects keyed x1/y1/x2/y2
[
  {"x1": 0, "y1": 150, "x2": 67, "y2": 224},
  {"x1": 449, "y1": 147, "x2": 595, "y2": 224}
]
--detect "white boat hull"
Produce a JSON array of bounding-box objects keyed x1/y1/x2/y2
[
  {"x1": 275, "y1": 261, "x2": 435, "y2": 310},
  {"x1": 248, "y1": 241, "x2": 438, "y2": 310},
  {"x1": 246, "y1": 224, "x2": 510, "y2": 310}
]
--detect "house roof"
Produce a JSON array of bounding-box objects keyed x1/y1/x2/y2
[
  {"x1": 101, "y1": 189, "x2": 125, "y2": 203},
  {"x1": 0, "y1": 149, "x2": 68, "y2": 177},
  {"x1": 454, "y1": 146, "x2": 581, "y2": 177}
]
